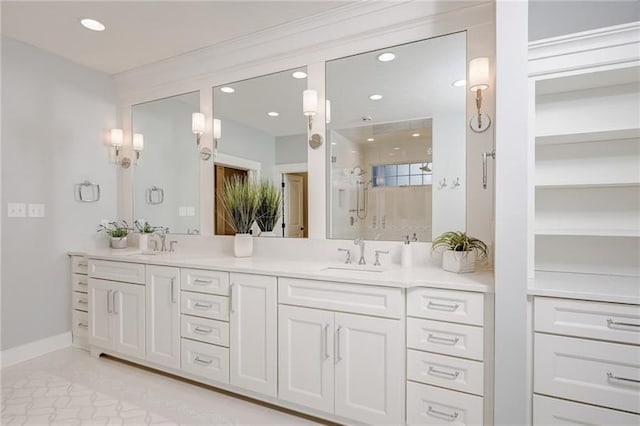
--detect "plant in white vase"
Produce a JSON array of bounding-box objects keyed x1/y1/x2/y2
[
  {"x1": 134, "y1": 220, "x2": 160, "y2": 251},
  {"x1": 218, "y1": 175, "x2": 260, "y2": 257},
  {"x1": 432, "y1": 231, "x2": 488, "y2": 273},
  {"x1": 256, "y1": 180, "x2": 282, "y2": 237},
  {"x1": 97, "y1": 220, "x2": 132, "y2": 249}
]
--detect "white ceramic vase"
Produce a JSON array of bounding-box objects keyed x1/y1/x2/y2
[
  {"x1": 442, "y1": 250, "x2": 476, "y2": 273},
  {"x1": 260, "y1": 230, "x2": 276, "y2": 237},
  {"x1": 234, "y1": 233, "x2": 253, "y2": 257},
  {"x1": 111, "y1": 236, "x2": 128, "y2": 249},
  {"x1": 139, "y1": 234, "x2": 149, "y2": 251}
]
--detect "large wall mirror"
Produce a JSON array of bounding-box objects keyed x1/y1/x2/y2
[
  {"x1": 132, "y1": 91, "x2": 201, "y2": 234},
  {"x1": 213, "y1": 67, "x2": 309, "y2": 237},
  {"x1": 326, "y1": 32, "x2": 467, "y2": 242}
]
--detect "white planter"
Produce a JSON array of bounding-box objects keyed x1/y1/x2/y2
[
  {"x1": 111, "y1": 236, "x2": 128, "y2": 249},
  {"x1": 442, "y1": 250, "x2": 476, "y2": 273},
  {"x1": 234, "y1": 233, "x2": 253, "y2": 257},
  {"x1": 139, "y1": 234, "x2": 149, "y2": 251}
]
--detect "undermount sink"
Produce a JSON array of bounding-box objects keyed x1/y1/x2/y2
[{"x1": 321, "y1": 266, "x2": 385, "y2": 273}]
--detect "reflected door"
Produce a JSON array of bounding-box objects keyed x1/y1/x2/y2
[
  {"x1": 284, "y1": 174, "x2": 304, "y2": 238},
  {"x1": 215, "y1": 165, "x2": 248, "y2": 235}
]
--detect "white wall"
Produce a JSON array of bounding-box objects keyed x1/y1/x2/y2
[
  {"x1": 275, "y1": 133, "x2": 307, "y2": 165},
  {"x1": 1, "y1": 36, "x2": 117, "y2": 350},
  {"x1": 218, "y1": 117, "x2": 276, "y2": 180}
]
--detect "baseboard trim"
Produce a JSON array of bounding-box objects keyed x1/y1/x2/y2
[{"x1": 1, "y1": 332, "x2": 72, "y2": 369}]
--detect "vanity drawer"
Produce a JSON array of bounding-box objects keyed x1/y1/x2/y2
[
  {"x1": 535, "y1": 297, "x2": 640, "y2": 345},
  {"x1": 407, "y1": 381, "x2": 483, "y2": 426},
  {"x1": 407, "y1": 287, "x2": 484, "y2": 326},
  {"x1": 89, "y1": 260, "x2": 145, "y2": 284},
  {"x1": 534, "y1": 395, "x2": 640, "y2": 426},
  {"x1": 407, "y1": 318, "x2": 484, "y2": 361},
  {"x1": 72, "y1": 274, "x2": 89, "y2": 293},
  {"x1": 535, "y1": 333, "x2": 640, "y2": 413},
  {"x1": 72, "y1": 292, "x2": 89, "y2": 312},
  {"x1": 181, "y1": 292, "x2": 229, "y2": 321},
  {"x1": 278, "y1": 277, "x2": 402, "y2": 319},
  {"x1": 71, "y1": 256, "x2": 89, "y2": 275},
  {"x1": 181, "y1": 315, "x2": 229, "y2": 347},
  {"x1": 72, "y1": 310, "x2": 89, "y2": 338},
  {"x1": 181, "y1": 338, "x2": 229, "y2": 384},
  {"x1": 181, "y1": 268, "x2": 230, "y2": 296},
  {"x1": 407, "y1": 349, "x2": 484, "y2": 396}
]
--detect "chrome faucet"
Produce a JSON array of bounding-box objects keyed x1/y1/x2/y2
[
  {"x1": 153, "y1": 233, "x2": 167, "y2": 252},
  {"x1": 354, "y1": 238, "x2": 366, "y2": 265}
]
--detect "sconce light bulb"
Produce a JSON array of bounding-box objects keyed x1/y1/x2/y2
[
  {"x1": 192, "y1": 112, "x2": 205, "y2": 135},
  {"x1": 303, "y1": 89, "x2": 318, "y2": 116},
  {"x1": 133, "y1": 133, "x2": 144, "y2": 151},
  {"x1": 110, "y1": 128, "x2": 123, "y2": 147}
]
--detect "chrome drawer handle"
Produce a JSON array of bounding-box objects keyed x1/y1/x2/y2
[
  {"x1": 193, "y1": 279, "x2": 213, "y2": 285},
  {"x1": 78, "y1": 262, "x2": 88, "y2": 267},
  {"x1": 194, "y1": 302, "x2": 212, "y2": 309},
  {"x1": 428, "y1": 366, "x2": 460, "y2": 379},
  {"x1": 78, "y1": 281, "x2": 88, "y2": 286},
  {"x1": 427, "y1": 333, "x2": 460, "y2": 345},
  {"x1": 427, "y1": 301, "x2": 460, "y2": 312},
  {"x1": 607, "y1": 319, "x2": 640, "y2": 329},
  {"x1": 78, "y1": 322, "x2": 88, "y2": 328},
  {"x1": 426, "y1": 406, "x2": 459, "y2": 421},
  {"x1": 324, "y1": 324, "x2": 330, "y2": 360},
  {"x1": 194, "y1": 356, "x2": 212, "y2": 365},
  {"x1": 78, "y1": 299, "x2": 88, "y2": 305},
  {"x1": 607, "y1": 372, "x2": 640, "y2": 384},
  {"x1": 194, "y1": 326, "x2": 213, "y2": 334}
]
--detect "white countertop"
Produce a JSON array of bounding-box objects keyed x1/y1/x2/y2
[
  {"x1": 71, "y1": 249, "x2": 494, "y2": 293},
  {"x1": 529, "y1": 271, "x2": 640, "y2": 305}
]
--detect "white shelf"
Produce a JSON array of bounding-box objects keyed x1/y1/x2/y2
[
  {"x1": 535, "y1": 128, "x2": 640, "y2": 146},
  {"x1": 529, "y1": 270, "x2": 640, "y2": 305},
  {"x1": 535, "y1": 229, "x2": 640, "y2": 237}
]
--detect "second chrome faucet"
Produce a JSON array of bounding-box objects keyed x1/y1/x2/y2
[{"x1": 354, "y1": 238, "x2": 366, "y2": 265}]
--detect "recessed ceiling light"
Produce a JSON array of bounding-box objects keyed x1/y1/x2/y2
[
  {"x1": 351, "y1": 150, "x2": 357, "y2": 154},
  {"x1": 369, "y1": 94, "x2": 383, "y2": 101},
  {"x1": 367, "y1": 138, "x2": 375, "y2": 142},
  {"x1": 220, "y1": 87, "x2": 235, "y2": 93},
  {"x1": 412, "y1": 133, "x2": 420, "y2": 137},
  {"x1": 452, "y1": 79, "x2": 467, "y2": 87},
  {"x1": 292, "y1": 71, "x2": 307, "y2": 79},
  {"x1": 267, "y1": 111, "x2": 279, "y2": 117},
  {"x1": 377, "y1": 52, "x2": 395, "y2": 62},
  {"x1": 393, "y1": 147, "x2": 400, "y2": 150},
  {"x1": 80, "y1": 18, "x2": 105, "y2": 32}
]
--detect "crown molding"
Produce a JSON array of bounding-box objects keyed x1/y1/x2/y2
[{"x1": 528, "y1": 21, "x2": 640, "y2": 76}]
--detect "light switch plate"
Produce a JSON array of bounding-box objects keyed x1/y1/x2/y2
[
  {"x1": 179, "y1": 207, "x2": 187, "y2": 217},
  {"x1": 28, "y1": 203, "x2": 46, "y2": 218},
  {"x1": 7, "y1": 203, "x2": 26, "y2": 218}
]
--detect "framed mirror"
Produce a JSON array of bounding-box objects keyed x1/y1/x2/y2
[
  {"x1": 326, "y1": 32, "x2": 467, "y2": 242},
  {"x1": 132, "y1": 91, "x2": 201, "y2": 234},
  {"x1": 213, "y1": 67, "x2": 309, "y2": 237}
]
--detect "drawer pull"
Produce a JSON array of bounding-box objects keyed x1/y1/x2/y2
[
  {"x1": 323, "y1": 324, "x2": 330, "y2": 360},
  {"x1": 194, "y1": 302, "x2": 213, "y2": 309},
  {"x1": 426, "y1": 405, "x2": 459, "y2": 421},
  {"x1": 427, "y1": 333, "x2": 460, "y2": 345},
  {"x1": 77, "y1": 322, "x2": 88, "y2": 328},
  {"x1": 193, "y1": 278, "x2": 213, "y2": 285},
  {"x1": 194, "y1": 356, "x2": 212, "y2": 365},
  {"x1": 78, "y1": 299, "x2": 88, "y2": 305},
  {"x1": 194, "y1": 326, "x2": 213, "y2": 334},
  {"x1": 78, "y1": 281, "x2": 88, "y2": 286},
  {"x1": 428, "y1": 366, "x2": 460, "y2": 379},
  {"x1": 427, "y1": 301, "x2": 460, "y2": 312},
  {"x1": 607, "y1": 319, "x2": 640, "y2": 329},
  {"x1": 170, "y1": 278, "x2": 177, "y2": 303},
  {"x1": 78, "y1": 262, "x2": 88, "y2": 267},
  {"x1": 607, "y1": 372, "x2": 640, "y2": 384}
]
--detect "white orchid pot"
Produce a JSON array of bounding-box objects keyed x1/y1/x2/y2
[
  {"x1": 139, "y1": 234, "x2": 149, "y2": 251},
  {"x1": 111, "y1": 236, "x2": 128, "y2": 249},
  {"x1": 442, "y1": 250, "x2": 476, "y2": 273},
  {"x1": 234, "y1": 233, "x2": 253, "y2": 257}
]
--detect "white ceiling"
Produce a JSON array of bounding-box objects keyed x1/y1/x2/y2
[{"x1": 0, "y1": 1, "x2": 350, "y2": 75}]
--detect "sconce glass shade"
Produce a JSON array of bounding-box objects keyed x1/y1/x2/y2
[
  {"x1": 133, "y1": 133, "x2": 144, "y2": 151},
  {"x1": 192, "y1": 112, "x2": 205, "y2": 134},
  {"x1": 469, "y1": 57, "x2": 490, "y2": 92},
  {"x1": 303, "y1": 89, "x2": 318, "y2": 116},
  {"x1": 110, "y1": 128, "x2": 124, "y2": 147},
  {"x1": 325, "y1": 100, "x2": 331, "y2": 124},
  {"x1": 213, "y1": 118, "x2": 222, "y2": 139}
]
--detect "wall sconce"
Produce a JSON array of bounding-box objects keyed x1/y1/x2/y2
[
  {"x1": 212, "y1": 118, "x2": 221, "y2": 159},
  {"x1": 303, "y1": 89, "x2": 323, "y2": 149},
  {"x1": 325, "y1": 99, "x2": 332, "y2": 124},
  {"x1": 192, "y1": 112, "x2": 205, "y2": 145},
  {"x1": 468, "y1": 57, "x2": 491, "y2": 133},
  {"x1": 133, "y1": 133, "x2": 144, "y2": 164},
  {"x1": 110, "y1": 128, "x2": 132, "y2": 168}
]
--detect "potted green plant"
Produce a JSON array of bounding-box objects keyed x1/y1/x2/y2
[
  {"x1": 256, "y1": 180, "x2": 282, "y2": 237},
  {"x1": 432, "y1": 231, "x2": 488, "y2": 273},
  {"x1": 134, "y1": 220, "x2": 156, "y2": 251},
  {"x1": 217, "y1": 175, "x2": 260, "y2": 257},
  {"x1": 98, "y1": 220, "x2": 132, "y2": 249}
]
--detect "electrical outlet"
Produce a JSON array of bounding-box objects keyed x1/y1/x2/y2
[
  {"x1": 28, "y1": 203, "x2": 46, "y2": 218},
  {"x1": 7, "y1": 203, "x2": 26, "y2": 218},
  {"x1": 187, "y1": 206, "x2": 195, "y2": 217}
]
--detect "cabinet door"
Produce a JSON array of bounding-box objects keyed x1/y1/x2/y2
[
  {"x1": 88, "y1": 279, "x2": 114, "y2": 350},
  {"x1": 279, "y1": 305, "x2": 334, "y2": 413},
  {"x1": 229, "y1": 273, "x2": 277, "y2": 397},
  {"x1": 334, "y1": 312, "x2": 403, "y2": 425},
  {"x1": 146, "y1": 266, "x2": 180, "y2": 369},
  {"x1": 112, "y1": 281, "x2": 146, "y2": 360}
]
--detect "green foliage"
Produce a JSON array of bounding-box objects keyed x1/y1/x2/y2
[
  {"x1": 217, "y1": 175, "x2": 260, "y2": 234},
  {"x1": 432, "y1": 231, "x2": 488, "y2": 259},
  {"x1": 256, "y1": 180, "x2": 282, "y2": 232},
  {"x1": 97, "y1": 220, "x2": 131, "y2": 239},
  {"x1": 134, "y1": 220, "x2": 162, "y2": 234}
]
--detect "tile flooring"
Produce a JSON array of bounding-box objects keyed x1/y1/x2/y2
[{"x1": 1, "y1": 347, "x2": 322, "y2": 425}]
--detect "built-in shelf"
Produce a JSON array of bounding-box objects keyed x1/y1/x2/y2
[
  {"x1": 535, "y1": 229, "x2": 640, "y2": 237},
  {"x1": 535, "y1": 128, "x2": 639, "y2": 146}
]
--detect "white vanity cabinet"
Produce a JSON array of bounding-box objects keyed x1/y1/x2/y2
[
  {"x1": 229, "y1": 273, "x2": 278, "y2": 398},
  {"x1": 70, "y1": 255, "x2": 89, "y2": 349},
  {"x1": 146, "y1": 265, "x2": 180, "y2": 369},
  {"x1": 278, "y1": 278, "x2": 404, "y2": 425}
]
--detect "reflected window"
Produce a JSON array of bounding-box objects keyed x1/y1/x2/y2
[{"x1": 372, "y1": 162, "x2": 432, "y2": 187}]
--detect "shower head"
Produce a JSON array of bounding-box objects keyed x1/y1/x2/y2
[{"x1": 351, "y1": 166, "x2": 367, "y2": 176}]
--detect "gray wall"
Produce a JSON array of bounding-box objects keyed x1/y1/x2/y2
[
  {"x1": 1, "y1": 37, "x2": 117, "y2": 350},
  {"x1": 275, "y1": 133, "x2": 307, "y2": 165},
  {"x1": 529, "y1": 0, "x2": 640, "y2": 40}
]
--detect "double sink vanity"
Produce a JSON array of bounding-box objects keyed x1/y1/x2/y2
[{"x1": 69, "y1": 249, "x2": 494, "y2": 425}]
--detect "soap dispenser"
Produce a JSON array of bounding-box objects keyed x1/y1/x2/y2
[{"x1": 402, "y1": 235, "x2": 413, "y2": 268}]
